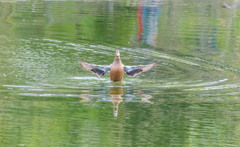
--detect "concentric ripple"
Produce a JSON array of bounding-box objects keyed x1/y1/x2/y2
[{"x1": 1, "y1": 37, "x2": 240, "y2": 101}]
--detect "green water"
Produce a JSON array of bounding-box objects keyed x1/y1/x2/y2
[{"x1": 1, "y1": 0, "x2": 240, "y2": 146}]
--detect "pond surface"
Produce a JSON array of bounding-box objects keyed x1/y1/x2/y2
[{"x1": 1, "y1": 0, "x2": 240, "y2": 146}]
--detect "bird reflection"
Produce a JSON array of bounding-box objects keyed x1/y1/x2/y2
[
  {"x1": 109, "y1": 87, "x2": 123, "y2": 117},
  {"x1": 79, "y1": 86, "x2": 153, "y2": 117}
]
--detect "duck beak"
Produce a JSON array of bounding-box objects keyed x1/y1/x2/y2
[{"x1": 116, "y1": 50, "x2": 120, "y2": 57}]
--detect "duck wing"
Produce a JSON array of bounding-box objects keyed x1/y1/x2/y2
[
  {"x1": 124, "y1": 63, "x2": 156, "y2": 77},
  {"x1": 79, "y1": 61, "x2": 110, "y2": 77}
]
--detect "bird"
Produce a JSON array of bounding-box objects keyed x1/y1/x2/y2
[{"x1": 79, "y1": 50, "x2": 156, "y2": 82}]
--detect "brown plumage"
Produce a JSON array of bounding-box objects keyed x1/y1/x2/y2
[
  {"x1": 110, "y1": 50, "x2": 124, "y2": 82},
  {"x1": 79, "y1": 50, "x2": 156, "y2": 82}
]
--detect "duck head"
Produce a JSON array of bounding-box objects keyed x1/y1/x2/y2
[
  {"x1": 115, "y1": 50, "x2": 120, "y2": 57},
  {"x1": 114, "y1": 50, "x2": 121, "y2": 63}
]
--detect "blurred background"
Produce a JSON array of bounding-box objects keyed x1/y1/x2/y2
[{"x1": 1, "y1": 0, "x2": 240, "y2": 146}]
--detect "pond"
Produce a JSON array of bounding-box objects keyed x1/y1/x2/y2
[{"x1": 1, "y1": 0, "x2": 240, "y2": 146}]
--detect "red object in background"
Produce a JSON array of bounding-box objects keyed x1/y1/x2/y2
[{"x1": 137, "y1": 3, "x2": 143, "y2": 43}]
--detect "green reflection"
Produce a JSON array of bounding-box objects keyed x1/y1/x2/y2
[{"x1": 0, "y1": 0, "x2": 240, "y2": 146}]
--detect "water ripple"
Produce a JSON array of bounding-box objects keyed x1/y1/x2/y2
[{"x1": 2, "y1": 37, "x2": 240, "y2": 93}]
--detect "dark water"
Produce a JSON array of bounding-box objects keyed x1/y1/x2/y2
[{"x1": 1, "y1": 0, "x2": 240, "y2": 146}]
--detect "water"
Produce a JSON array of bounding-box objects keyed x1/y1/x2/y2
[{"x1": 1, "y1": 0, "x2": 240, "y2": 146}]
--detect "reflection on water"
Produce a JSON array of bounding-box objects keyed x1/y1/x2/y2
[
  {"x1": 80, "y1": 86, "x2": 153, "y2": 117},
  {"x1": 137, "y1": 0, "x2": 162, "y2": 46},
  {"x1": 109, "y1": 87, "x2": 123, "y2": 117},
  {"x1": 1, "y1": 0, "x2": 240, "y2": 146}
]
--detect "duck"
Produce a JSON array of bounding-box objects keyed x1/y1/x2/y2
[{"x1": 79, "y1": 50, "x2": 156, "y2": 82}]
